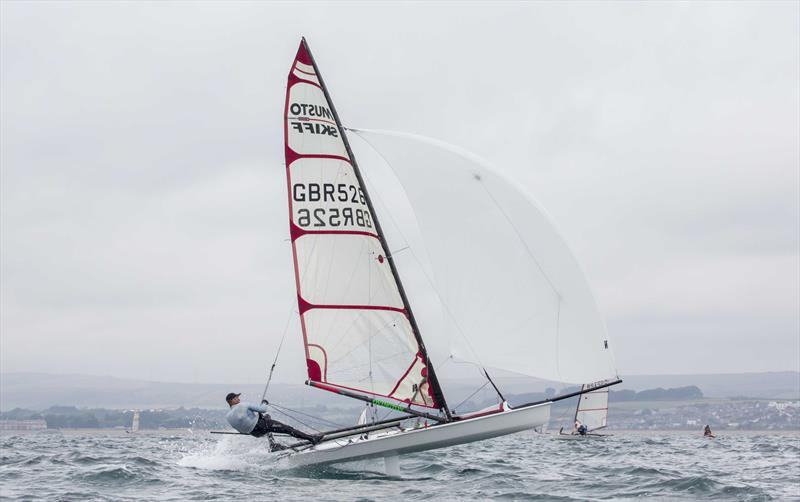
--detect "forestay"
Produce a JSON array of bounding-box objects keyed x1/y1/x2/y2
[
  {"x1": 283, "y1": 41, "x2": 439, "y2": 409},
  {"x1": 575, "y1": 383, "x2": 610, "y2": 431},
  {"x1": 348, "y1": 130, "x2": 618, "y2": 385}
]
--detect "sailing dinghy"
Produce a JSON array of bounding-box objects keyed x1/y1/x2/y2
[
  {"x1": 276, "y1": 38, "x2": 621, "y2": 469},
  {"x1": 556, "y1": 382, "x2": 611, "y2": 439}
]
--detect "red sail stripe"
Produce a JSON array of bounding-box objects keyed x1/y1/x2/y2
[
  {"x1": 288, "y1": 71, "x2": 322, "y2": 89},
  {"x1": 293, "y1": 65, "x2": 316, "y2": 77},
  {"x1": 290, "y1": 221, "x2": 379, "y2": 242},
  {"x1": 388, "y1": 354, "x2": 421, "y2": 398},
  {"x1": 285, "y1": 145, "x2": 349, "y2": 166},
  {"x1": 297, "y1": 294, "x2": 406, "y2": 316}
]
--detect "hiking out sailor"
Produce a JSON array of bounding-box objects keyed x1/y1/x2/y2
[
  {"x1": 225, "y1": 393, "x2": 321, "y2": 443},
  {"x1": 575, "y1": 419, "x2": 588, "y2": 435}
]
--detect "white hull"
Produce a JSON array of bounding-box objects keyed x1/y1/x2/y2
[
  {"x1": 553, "y1": 432, "x2": 609, "y2": 440},
  {"x1": 281, "y1": 402, "x2": 551, "y2": 468}
]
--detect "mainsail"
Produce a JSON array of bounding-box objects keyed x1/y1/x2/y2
[
  {"x1": 575, "y1": 383, "x2": 609, "y2": 432},
  {"x1": 283, "y1": 39, "x2": 446, "y2": 411},
  {"x1": 131, "y1": 410, "x2": 140, "y2": 433}
]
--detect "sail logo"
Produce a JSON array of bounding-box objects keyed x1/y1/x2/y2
[
  {"x1": 289, "y1": 102, "x2": 339, "y2": 138},
  {"x1": 290, "y1": 121, "x2": 339, "y2": 137},
  {"x1": 290, "y1": 103, "x2": 334, "y2": 120}
]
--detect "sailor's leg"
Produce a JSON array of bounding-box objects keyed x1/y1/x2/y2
[
  {"x1": 267, "y1": 418, "x2": 320, "y2": 442},
  {"x1": 250, "y1": 416, "x2": 269, "y2": 438}
]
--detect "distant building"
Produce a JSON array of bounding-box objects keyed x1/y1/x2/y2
[
  {"x1": 0, "y1": 419, "x2": 47, "y2": 431},
  {"x1": 768, "y1": 401, "x2": 799, "y2": 412}
]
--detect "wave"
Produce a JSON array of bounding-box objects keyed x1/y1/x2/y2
[{"x1": 0, "y1": 429, "x2": 796, "y2": 500}]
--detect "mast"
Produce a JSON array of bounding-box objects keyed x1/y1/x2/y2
[
  {"x1": 573, "y1": 384, "x2": 584, "y2": 430},
  {"x1": 297, "y1": 38, "x2": 451, "y2": 420}
]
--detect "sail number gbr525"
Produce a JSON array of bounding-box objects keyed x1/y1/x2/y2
[{"x1": 293, "y1": 182, "x2": 373, "y2": 231}]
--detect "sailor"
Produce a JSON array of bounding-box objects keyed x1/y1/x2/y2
[
  {"x1": 575, "y1": 419, "x2": 588, "y2": 435},
  {"x1": 703, "y1": 425, "x2": 715, "y2": 438},
  {"x1": 225, "y1": 393, "x2": 321, "y2": 443}
]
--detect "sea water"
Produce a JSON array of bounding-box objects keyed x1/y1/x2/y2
[{"x1": 1, "y1": 430, "x2": 798, "y2": 501}]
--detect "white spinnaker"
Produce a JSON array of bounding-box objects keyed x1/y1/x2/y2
[
  {"x1": 284, "y1": 42, "x2": 437, "y2": 408},
  {"x1": 348, "y1": 129, "x2": 617, "y2": 384},
  {"x1": 576, "y1": 384, "x2": 609, "y2": 431}
]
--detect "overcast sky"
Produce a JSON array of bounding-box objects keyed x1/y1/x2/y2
[{"x1": 1, "y1": 1, "x2": 798, "y2": 386}]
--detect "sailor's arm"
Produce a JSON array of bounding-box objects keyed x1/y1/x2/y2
[{"x1": 247, "y1": 402, "x2": 269, "y2": 413}]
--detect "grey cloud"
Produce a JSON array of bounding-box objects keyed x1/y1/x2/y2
[{"x1": 2, "y1": 1, "x2": 797, "y2": 383}]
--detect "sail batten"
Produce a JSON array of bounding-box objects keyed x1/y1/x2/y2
[{"x1": 284, "y1": 39, "x2": 446, "y2": 411}]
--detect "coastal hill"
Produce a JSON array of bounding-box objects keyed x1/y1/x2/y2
[{"x1": 1, "y1": 371, "x2": 797, "y2": 411}]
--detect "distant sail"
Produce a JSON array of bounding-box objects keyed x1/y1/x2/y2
[
  {"x1": 575, "y1": 383, "x2": 609, "y2": 431},
  {"x1": 131, "y1": 410, "x2": 140, "y2": 433},
  {"x1": 283, "y1": 40, "x2": 439, "y2": 409}
]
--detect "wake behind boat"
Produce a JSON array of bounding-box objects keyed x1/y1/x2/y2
[{"x1": 243, "y1": 37, "x2": 623, "y2": 469}]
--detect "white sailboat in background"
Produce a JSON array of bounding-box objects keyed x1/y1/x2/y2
[
  {"x1": 127, "y1": 410, "x2": 140, "y2": 434},
  {"x1": 556, "y1": 382, "x2": 611, "y2": 439},
  {"x1": 274, "y1": 38, "x2": 621, "y2": 469}
]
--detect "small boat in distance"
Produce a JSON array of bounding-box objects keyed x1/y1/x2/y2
[
  {"x1": 126, "y1": 410, "x2": 140, "y2": 434},
  {"x1": 556, "y1": 382, "x2": 611, "y2": 439},
  {"x1": 273, "y1": 37, "x2": 621, "y2": 469}
]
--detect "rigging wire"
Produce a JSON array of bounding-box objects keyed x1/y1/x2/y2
[
  {"x1": 269, "y1": 402, "x2": 346, "y2": 429},
  {"x1": 451, "y1": 381, "x2": 490, "y2": 414},
  {"x1": 260, "y1": 302, "x2": 296, "y2": 403},
  {"x1": 267, "y1": 405, "x2": 324, "y2": 433},
  {"x1": 553, "y1": 399, "x2": 576, "y2": 428}
]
